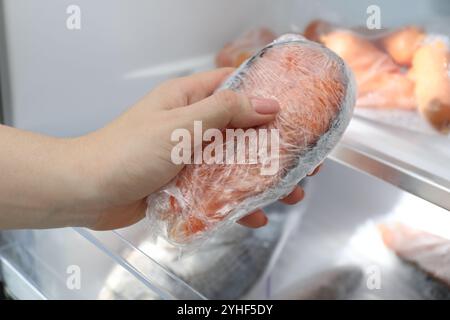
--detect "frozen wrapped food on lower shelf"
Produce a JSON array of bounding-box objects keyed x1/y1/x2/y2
[
  {"x1": 379, "y1": 222, "x2": 450, "y2": 287},
  {"x1": 273, "y1": 265, "x2": 363, "y2": 300}
]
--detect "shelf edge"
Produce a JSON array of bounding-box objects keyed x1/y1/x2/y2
[{"x1": 329, "y1": 141, "x2": 450, "y2": 211}]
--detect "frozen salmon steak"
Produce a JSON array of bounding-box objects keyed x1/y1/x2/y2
[{"x1": 146, "y1": 34, "x2": 356, "y2": 246}]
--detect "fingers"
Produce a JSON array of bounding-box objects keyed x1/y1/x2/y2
[
  {"x1": 308, "y1": 164, "x2": 322, "y2": 176},
  {"x1": 179, "y1": 68, "x2": 236, "y2": 105},
  {"x1": 237, "y1": 185, "x2": 305, "y2": 228},
  {"x1": 154, "y1": 68, "x2": 235, "y2": 108},
  {"x1": 176, "y1": 90, "x2": 280, "y2": 132},
  {"x1": 278, "y1": 164, "x2": 322, "y2": 206},
  {"x1": 237, "y1": 209, "x2": 268, "y2": 228},
  {"x1": 237, "y1": 184, "x2": 307, "y2": 228},
  {"x1": 280, "y1": 185, "x2": 305, "y2": 205},
  {"x1": 277, "y1": 164, "x2": 321, "y2": 207}
]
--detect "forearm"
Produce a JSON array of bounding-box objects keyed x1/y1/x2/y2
[{"x1": 0, "y1": 125, "x2": 98, "y2": 229}]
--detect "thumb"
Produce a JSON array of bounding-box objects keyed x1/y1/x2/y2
[{"x1": 174, "y1": 90, "x2": 280, "y2": 132}]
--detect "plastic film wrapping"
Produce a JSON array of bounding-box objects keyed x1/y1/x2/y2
[
  {"x1": 146, "y1": 34, "x2": 356, "y2": 247},
  {"x1": 378, "y1": 222, "x2": 450, "y2": 288}
]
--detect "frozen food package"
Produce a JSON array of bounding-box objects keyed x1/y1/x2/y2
[
  {"x1": 304, "y1": 20, "x2": 450, "y2": 134},
  {"x1": 273, "y1": 265, "x2": 363, "y2": 300},
  {"x1": 146, "y1": 34, "x2": 356, "y2": 246},
  {"x1": 379, "y1": 222, "x2": 450, "y2": 287},
  {"x1": 215, "y1": 27, "x2": 277, "y2": 68}
]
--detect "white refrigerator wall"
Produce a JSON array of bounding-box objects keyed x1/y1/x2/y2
[
  {"x1": 1, "y1": 0, "x2": 449, "y2": 136},
  {"x1": 287, "y1": 0, "x2": 447, "y2": 28}
]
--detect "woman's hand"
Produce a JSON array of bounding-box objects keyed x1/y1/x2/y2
[{"x1": 0, "y1": 68, "x2": 320, "y2": 230}]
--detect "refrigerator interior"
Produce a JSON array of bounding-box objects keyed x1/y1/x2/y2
[{"x1": 0, "y1": 0, "x2": 449, "y2": 299}]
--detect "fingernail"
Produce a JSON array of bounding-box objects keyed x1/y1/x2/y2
[
  {"x1": 251, "y1": 98, "x2": 280, "y2": 114},
  {"x1": 308, "y1": 165, "x2": 321, "y2": 176}
]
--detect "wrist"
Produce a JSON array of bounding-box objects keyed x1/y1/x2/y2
[{"x1": 58, "y1": 135, "x2": 107, "y2": 228}]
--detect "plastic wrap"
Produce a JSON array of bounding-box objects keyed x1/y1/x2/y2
[
  {"x1": 304, "y1": 20, "x2": 450, "y2": 134},
  {"x1": 146, "y1": 34, "x2": 356, "y2": 246},
  {"x1": 378, "y1": 222, "x2": 450, "y2": 287}
]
